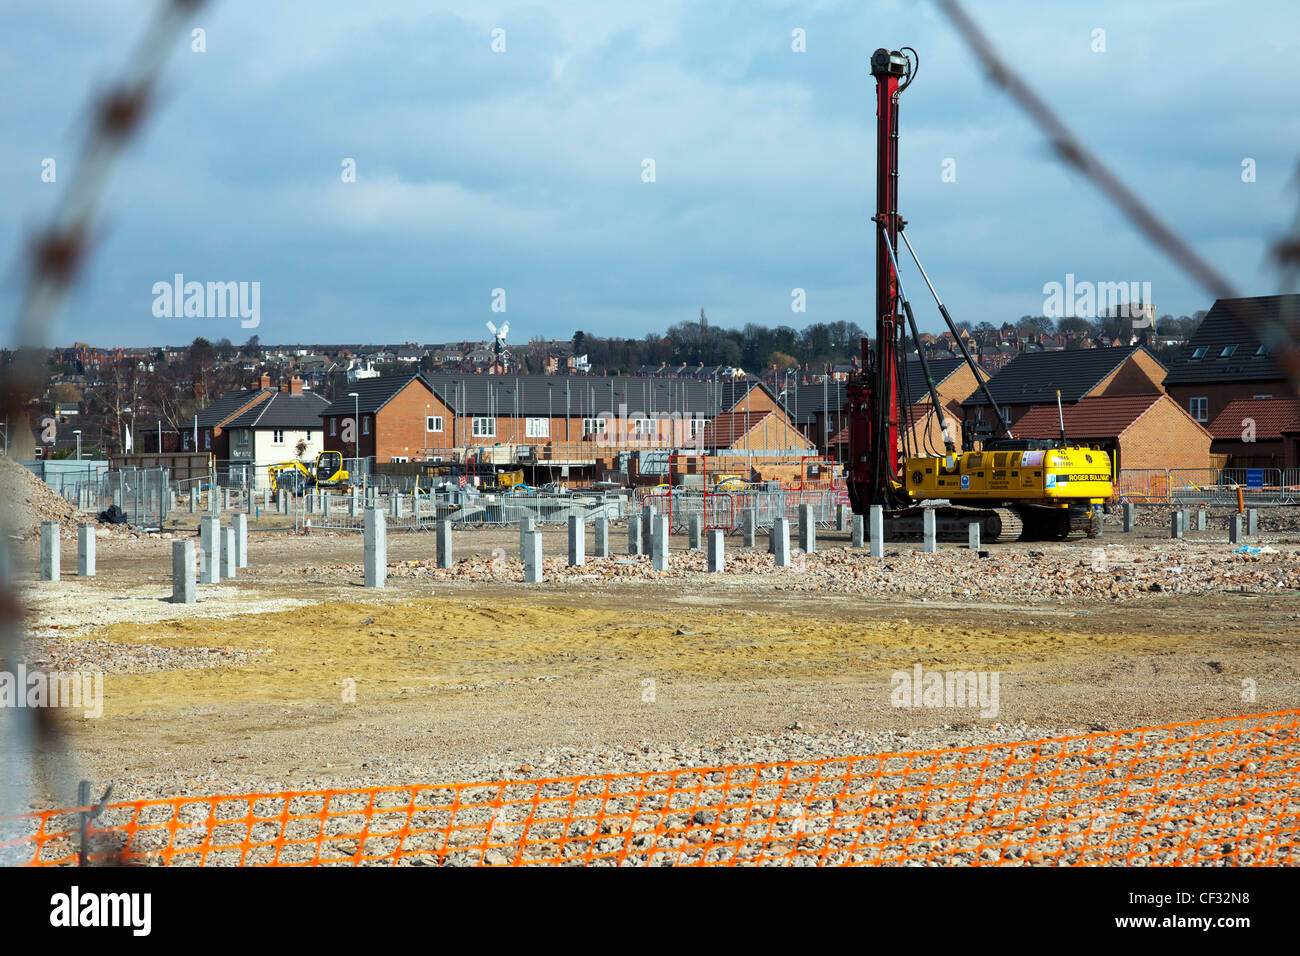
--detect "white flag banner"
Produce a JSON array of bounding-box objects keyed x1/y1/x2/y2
[{"x1": 123, "y1": 422, "x2": 133, "y2": 453}]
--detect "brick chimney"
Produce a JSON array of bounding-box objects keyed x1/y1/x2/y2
[
  {"x1": 258, "y1": 373, "x2": 271, "y2": 390},
  {"x1": 289, "y1": 376, "x2": 303, "y2": 395}
]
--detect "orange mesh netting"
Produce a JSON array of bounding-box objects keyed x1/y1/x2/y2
[{"x1": 4, "y1": 708, "x2": 1298, "y2": 866}]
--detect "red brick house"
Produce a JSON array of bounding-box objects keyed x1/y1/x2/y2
[
  {"x1": 320, "y1": 373, "x2": 444, "y2": 463},
  {"x1": 1162, "y1": 294, "x2": 1298, "y2": 427},
  {"x1": 1010, "y1": 393, "x2": 1212, "y2": 473}
]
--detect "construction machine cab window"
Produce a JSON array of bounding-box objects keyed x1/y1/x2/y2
[{"x1": 317, "y1": 451, "x2": 343, "y2": 482}]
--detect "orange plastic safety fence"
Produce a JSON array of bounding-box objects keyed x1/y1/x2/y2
[{"x1": 4, "y1": 709, "x2": 1298, "y2": 867}]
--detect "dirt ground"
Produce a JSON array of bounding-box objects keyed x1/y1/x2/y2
[{"x1": 7, "y1": 518, "x2": 1300, "y2": 808}]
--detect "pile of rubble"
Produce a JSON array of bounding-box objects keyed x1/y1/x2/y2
[
  {"x1": 284, "y1": 540, "x2": 1300, "y2": 602},
  {"x1": 0, "y1": 455, "x2": 79, "y2": 538}
]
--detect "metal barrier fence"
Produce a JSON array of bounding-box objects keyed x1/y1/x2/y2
[
  {"x1": 6, "y1": 707, "x2": 1296, "y2": 866},
  {"x1": 293, "y1": 488, "x2": 850, "y2": 535},
  {"x1": 206, "y1": 457, "x2": 371, "y2": 492},
  {"x1": 1119, "y1": 468, "x2": 1300, "y2": 506},
  {"x1": 298, "y1": 490, "x2": 630, "y2": 533},
  {"x1": 99, "y1": 467, "x2": 170, "y2": 527},
  {"x1": 643, "y1": 489, "x2": 844, "y2": 533}
]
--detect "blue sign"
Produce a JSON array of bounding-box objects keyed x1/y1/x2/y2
[
  {"x1": 960, "y1": 475, "x2": 970, "y2": 490},
  {"x1": 1246, "y1": 469, "x2": 1264, "y2": 489}
]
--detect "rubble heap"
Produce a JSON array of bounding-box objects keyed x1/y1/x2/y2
[{"x1": 0, "y1": 455, "x2": 79, "y2": 538}]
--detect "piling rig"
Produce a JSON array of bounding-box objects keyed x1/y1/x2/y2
[{"x1": 845, "y1": 47, "x2": 1110, "y2": 541}]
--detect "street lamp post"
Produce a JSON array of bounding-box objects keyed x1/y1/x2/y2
[
  {"x1": 73, "y1": 429, "x2": 82, "y2": 461},
  {"x1": 348, "y1": 392, "x2": 360, "y2": 467}
]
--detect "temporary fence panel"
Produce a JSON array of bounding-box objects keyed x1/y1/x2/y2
[
  {"x1": 641, "y1": 493, "x2": 735, "y2": 533},
  {"x1": 642, "y1": 489, "x2": 840, "y2": 533},
  {"x1": 1116, "y1": 469, "x2": 1169, "y2": 504},
  {"x1": 1165, "y1": 468, "x2": 1229, "y2": 505},
  {"x1": 6, "y1": 708, "x2": 1296, "y2": 867},
  {"x1": 101, "y1": 467, "x2": 170, "y2": 527},
  {"x1": 1284, "y1": 469, "x2": 1300, "y2": 504},
  {"x1": 1121, "y1": 468, "x2": 1294, "y2": 506},
  {"x1": 304, "y1": 491, "x2": 628, "y2": 533}
]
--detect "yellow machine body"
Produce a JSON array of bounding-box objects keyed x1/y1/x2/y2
[
  {"x1": 902, "y1": 446, "x2": 1112, "y2": 507},
  {"x1": 268, "y1": 450, "x2": 350, "y2": 493}
]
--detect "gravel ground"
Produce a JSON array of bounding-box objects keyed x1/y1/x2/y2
[
  {"x1": 10, "y1": 719, "x2": 1293, "y2": 867},
  {"x1": 277, "y1": 539, "x2": 1300, "y2": 602},
  {"x1": 4, "y1": 519, "x2": 1298, "y2": 866}
]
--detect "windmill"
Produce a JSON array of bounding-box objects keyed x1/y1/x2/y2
[{"x1": 485, "y1": 319, "x2": 510, "y2": 373}]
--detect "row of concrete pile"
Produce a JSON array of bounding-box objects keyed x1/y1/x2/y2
[
  {"x1": 32, "y1": 501, "x2": 1274, "y2": 601},
  {"x1": 1159, "y1": 504, "x2": 1260, "y2": 541}
]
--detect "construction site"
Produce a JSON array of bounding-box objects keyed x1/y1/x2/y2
[
  {"x1": 0, "y1": 6, "x2": 1297, "y2": 925},
  {"x1": 3, "y1": 449, "x2": 1299, "y2": 866}
]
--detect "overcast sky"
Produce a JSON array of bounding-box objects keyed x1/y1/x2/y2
[{"x1": 2, "y1": 0, "x2": 1297, "y2": 349}]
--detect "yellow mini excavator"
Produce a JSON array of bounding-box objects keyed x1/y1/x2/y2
[{"x1": 268, "y1": 450, "x2": 350, "y2": 495}]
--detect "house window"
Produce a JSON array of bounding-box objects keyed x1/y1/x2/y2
[
  {"x1": 472, "y1": 417, "x2": 496, "y2": 438},
  {"x1": 689, "y1": 417, "x2": 709, "y2": 437},
  {"x1": 1255, "y1": 345, "x2": 1266, "y2": 356},
  {"x1": 362, "y1": 416, "x2": 370, "y2": 435},
  {"x1": 1191, "y1": 347, "x2": 1207, "y2": 360},
  {"x1": 305, "y1": 429, "x2": 312, "y2": 441},
  {"x1": 1220, "y1": 344, "x2": 1238, "y2": 358},
  {"x1": 204, "y1": 430, "x2": 211, "y2": 449},
  {"x1": 633, "y1": 419, "x2": 655, "y2": 438},
  {"x1": 330, "y1": 418, "x2": 336, "y2": 436},
  {"x1": 582, "y1": 418, "x2": 605, "y2": 436},
  {"x1": 1253, "y1": 394, "x2": 1273, "y2": 400},
  {"x1": 235, "y1": 430, "x2": 249, "y2": 448},
  {"x1": 273, "y1": 429, "x2": 284, "y2": 443},
  {"x1": 525, "y1": 417, "x2": 548, "y2": 438},
  {"x1": 1189, "y1": 397, "x2": 1208, "y2": 422},
  {"x1": 427, "y1": 416, "x2": 443, "y2": 433}
]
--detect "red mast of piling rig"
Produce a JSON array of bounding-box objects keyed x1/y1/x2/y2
[{"x1": 847, "y1": 48, "x2": 910, "y2": 511}]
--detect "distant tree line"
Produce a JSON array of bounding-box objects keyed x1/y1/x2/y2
[
  {"x1": 574, "y1": 312, "x2": 867, "y2": 374},
  {"x1": 572, "y1": 307, "x2": 1205, "y2": 374}
]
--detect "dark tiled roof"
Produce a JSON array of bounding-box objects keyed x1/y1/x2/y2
[
  {"x1": 186, "y1": 389, "x2": 272, "y2": 429},
  {"x1": 226, "y1": 391, "x2": 330, "y2": 429},
  {"x1": 901, "y1": 357, "x2": 967, "y2": 405},
  {"x1": 1161, "y1": 295, "x2": 1298, "y2": 385},
  {"x1": 782, "y1": 380, "x2": 851, "y2": 422},
  {"x1": 320, "y1": 373, "x2": 427, "y2": 417},
  {"x1": 420, "y1": 374, "x2": 779, "y2": 419},
  {"x1": 961, "y1": 346, "x2": 1147, "y2": 407},
  {"x1": 1207, "y1": 397, "x2": 1300, "y2": 440}
]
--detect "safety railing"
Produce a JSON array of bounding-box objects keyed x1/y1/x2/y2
[
  {"x1": 95, "y1": 467, "x2": 171, "y2": 527},
  {"x1": 299, "y1": 490, "x2": 629, "y2": 533},
  {"x1": 6, "y1": 708, "x2": 1296, "y2": 867},
  {"x1": 643, "y1": 489, "x2": 842, "y2": 533},
  {"x1": 641, "y1": 493, "x2": 736, "y2": 533},
  {"x1": 1119, "y1": 468, "x2": 1300, "y2": 506}
]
